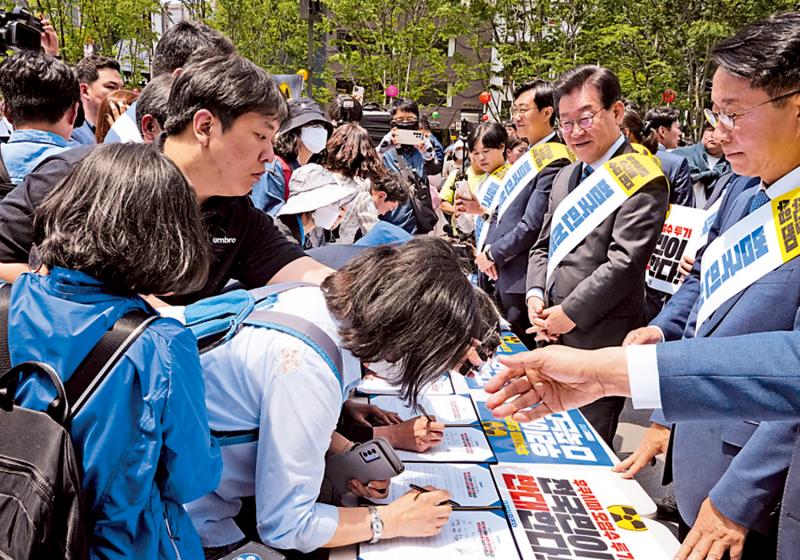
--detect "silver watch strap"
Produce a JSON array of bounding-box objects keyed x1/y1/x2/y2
[{"x1": 367, "y1": 505, "x2": 383, "y2": 544}]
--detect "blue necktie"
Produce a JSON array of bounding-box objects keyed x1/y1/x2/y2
[
  {"x1": 581, "y1": 165, "x2": 594, "y2": 181},
  {"x1": 748, "y1": 190, "x2": 770, "y2": 214}
]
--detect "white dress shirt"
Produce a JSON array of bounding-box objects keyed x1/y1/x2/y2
[{"x1": 187, "y1": 286, "x2": 362, "y2": 552}]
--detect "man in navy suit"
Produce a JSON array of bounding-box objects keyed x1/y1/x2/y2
[
  {"x1": 474, "y1": 80, "x2": 571, "y2": 347},
  {"x1": 620, "y1": 171, "x2": 791, "y2": 559},
  {"x1": 483, "y1": 12, "x2": 800, "y2": 560}
]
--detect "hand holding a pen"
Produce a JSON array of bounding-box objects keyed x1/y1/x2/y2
[
  {"x1": 380, "y1": 485, "x2": 453, "y2": 539},
  {"x1": 374, "y1": 415, "x2": 445, "y2": 452}
]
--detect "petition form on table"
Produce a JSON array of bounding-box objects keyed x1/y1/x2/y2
[
  {"x1": 368, "y1": 463, "x2": 502, "y2": 508},
  {"x1": 369, "y1": 395, "x2": 479, "y2": 426},
  {"x1": 394, "y1": 427, "x2": 495, "y2": 463},
  {"x1": 356, "y1": 374, "x2": 455, "y2": 396},
  {"x1": 358, "y1": 510, "x2": 519, "y2": 560}
]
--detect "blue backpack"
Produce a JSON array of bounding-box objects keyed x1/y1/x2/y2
[{"x1": 183, "y1": 282, "x2": 344, "y2": 446}]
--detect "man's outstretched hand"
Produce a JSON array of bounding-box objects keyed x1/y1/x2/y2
[{"x1": 484, "y1": 346, "x2": 632, "y2": 422}]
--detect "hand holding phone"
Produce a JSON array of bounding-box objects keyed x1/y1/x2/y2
[
  {"x1": 325, "y1": 437, "x2": 404, "y2": 496},
  {"x1": 394, "y1": 128, "x2": 426, "y2": 146}
]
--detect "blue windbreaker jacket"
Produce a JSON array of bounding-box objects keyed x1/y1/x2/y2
[{"x1": 9, "y1": 268, "x2": 222, "y2": 560}]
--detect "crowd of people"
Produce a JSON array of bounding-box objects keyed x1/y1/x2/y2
[{"x1": 0, "y1": 8, "x2": 796, "y2": 560}]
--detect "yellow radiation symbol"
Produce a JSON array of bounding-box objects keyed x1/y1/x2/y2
[
  {"x1": 608, "y1": 505, "x2": 647, "y2": 531},
  {"x1": 481, "y1": 420, "x2": 508, "y2": 437},
  {"x1": 279, "y1": 82, "x2": 292, "y2": 98}
]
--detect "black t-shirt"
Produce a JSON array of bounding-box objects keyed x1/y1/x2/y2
[{"x1": 0, "y1": 145, "x2": 305, "y2": 304}]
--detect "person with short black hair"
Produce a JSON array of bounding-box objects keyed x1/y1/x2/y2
[
  {"x1": 459, "y1": 79, "x2": 571, "y2": 347},
  {"x1": 188, "y1": 237, "x2": 500, "y2": 556},
  {"x1": 71, "y1": 55, "x2": 123, "y2": 145},
  {"x1": 135, "y1": 74, "x2": 173, "y2": 143},
  {"x1": 12, "y1": 142, "x2": 221, "y2": 559},
  {"x1": 511, "y1": 79, "x2": 558, "y2": 142},
  {"x1": 151, "y1": 20, "x2": 236, "y2": 79},
  {"x1": 631, "y1": 107, "x2": 695, "y2": 208},
  {"x1": 0, "y1": 51, "x2": 80, "y2": 185},
  {"x1": 104, "y1": 20, "x2": 235, "y2": 144},
  {"x1": 646, "y1": 106, "x2": 682, "y2": 150},
  {"x1": 0, "y1": 54, "x2": 334, "y2": 303},
  {"x1": 526, "y1": 64, "x2": 669, "y2": 446},
  {"x1": 376, "y1": 98, "x2": 441, "y2": 233}
]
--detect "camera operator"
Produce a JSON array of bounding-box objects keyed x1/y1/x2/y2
[{"x1": 0, "y1": 50, "x2": 79, "y2": 187}]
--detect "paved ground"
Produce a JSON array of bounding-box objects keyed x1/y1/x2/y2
[{"x1": 615, "y1": 399, "x2": 680, "y2": 539}]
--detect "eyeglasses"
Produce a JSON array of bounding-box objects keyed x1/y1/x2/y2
[
  {"x1": 456, "y1": 338, "x2": 496, "y2": 377},
  {"x1": 704, "y1": 88, "x2": 800, "y2": 130},
  {"x1": 557, "y1": 111, "x2": 598, "y2": 135},
  {"x1": 391, "y1": 118, "x2": 418, "y2": 126},
  {"x1": 510, "y1": 106, "x2": 533, "y2": 117}
]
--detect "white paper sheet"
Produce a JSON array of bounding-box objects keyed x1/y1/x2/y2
[
  {"x1": 395, "y1": 427, "x2": 495, "y2": 463},
  {"x1": 370, "y1": 395, "x2": 478, "y2": 425},
  {"x1": 358, "y1": 510, "x2": 519, "y2": 560},
  {"x1": 370, "y1": 463, "x2": 501, "y2": 508},
  {"x1": 356, "y1": 374, "x2": 454, "y2": 396}
]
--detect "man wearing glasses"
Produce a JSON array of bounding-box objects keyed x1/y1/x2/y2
[
  {"x1": 377, "y1": 98, "x2": 441, "y2": 234},
  {"x1": 473, "y1": 79, "x2": 571, "y2": 348},
  {"x1": 489, "y1": 12, "x2": 800, "y2": 559},
  {"x1": 524, "y1": 65, "x2": 669, "y2": 446}
]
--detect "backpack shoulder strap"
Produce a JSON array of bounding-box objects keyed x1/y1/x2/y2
[
  {"x1": 248, "y1": 281, "x2": 317, "y2": 303},
  {"x1": 245, "y1": 309, "x2": 344, "y2": 388},
  {"x1": 64, "y1": 310, "x2": 157, "y2": 419},
  {"x1": 0, "y1": 283, "x2": 11, "y2": 373},
  {"x1": 214, "y1": 306, "x2": 346, "y2": 448},
  {"x1": 0, "y1": 146, "x2": 14, "y2": 200}
]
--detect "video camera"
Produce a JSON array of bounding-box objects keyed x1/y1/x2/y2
[{"x1": 0, "y1": 7, "x2": 42, "y2": 52}]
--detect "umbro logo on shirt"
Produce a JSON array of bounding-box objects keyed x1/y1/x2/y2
[{"x1": 212, "y1": 237, "x2": 237, "y2": 244}]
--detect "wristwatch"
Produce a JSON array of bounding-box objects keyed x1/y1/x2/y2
[{"x1": 367, "y1": 505, "x2": 384, "y2": 544}]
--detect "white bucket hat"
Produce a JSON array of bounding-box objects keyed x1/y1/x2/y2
[{"x1": 277, "y1": 163, "x2": 357, "y2": 216}]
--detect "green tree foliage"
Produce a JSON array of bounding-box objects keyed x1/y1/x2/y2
[
  {"x1": 27, "y1": 0, "x2": 161, "y2": 83},
  {"x1": 468, "y1": 0, "x2": 796, "y2": 138},
  {"x1": 322, "y1": 0, "x2": 491, "y2": 105}
]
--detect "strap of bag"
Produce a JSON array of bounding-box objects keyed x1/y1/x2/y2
[
  {"x1": 214, "y1": 306, "x2": 345, "y2": 448},
  {"x1": 248, "y1": 281, "x2": 317, "y2": 302},
  {"x1": 245, "y1": 310, "x2": 344, "y2": 382},
  {"x1": 65, "y1": 310, "x2": 156, "y2": 419},
  {"x1": 0, "y1": 283, "x2": 11, "y2": 373},
  {"x1": 0, "y1": 147, "x2": 14, "y2": 200},
  {"x1": 0, "y1": 281, "x2": 156, "y2": 420}
]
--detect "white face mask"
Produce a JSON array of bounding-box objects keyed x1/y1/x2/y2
[
  {"x1": 300, "y1": 125, "x2": 328, "y2": 154},
  {"x1": 367, "y1": 360, "x2": 404, "y2": 383},
  {"x1": 312, "y1": 204, "x2": 341, "y2": 230}
]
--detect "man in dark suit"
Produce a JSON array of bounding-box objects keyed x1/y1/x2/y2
[
  {"x1": 674, "y1": 123, "x2": 731, "y2": 206},
  {"x1": 473, "y1": 80, "x2": 571, "y2": 347},
  {"x1": 525, "y1": 65, "x2": 669, "y2": 446},
  {"x1": 644, "y1": 107, "x2": 695, "y2": 207},
  {"x1": 487, "y1": 12, "x2": 800, "y2": 560}
]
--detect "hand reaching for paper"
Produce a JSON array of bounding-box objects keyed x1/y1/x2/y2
[{"x1": 484, "y1": 346, "x2": 632, "y2": 422}]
